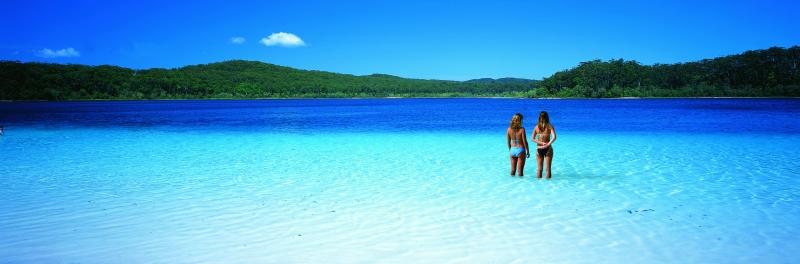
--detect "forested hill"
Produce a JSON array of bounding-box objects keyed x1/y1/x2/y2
[
  {"x1": 1, "y1": 46, "x2": 799, "y2": 100},
  {"x1": 0, "y1": 60, "x2": 536, "y2": 100},
  {"x1": 534, "y1": 46, "x2": 800, "y2": 97}
]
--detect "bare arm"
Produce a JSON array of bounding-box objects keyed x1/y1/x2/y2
[
  {"x1": 506, "y1": 128, "x2": 511, "y2": 150},
  {"x1": 522, "y1": 128, "x2": 530, "y2": 157}
]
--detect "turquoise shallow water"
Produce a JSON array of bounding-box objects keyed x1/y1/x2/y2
[{"x1": 1, "y1": 99, "x2": 799, "y2": 263}]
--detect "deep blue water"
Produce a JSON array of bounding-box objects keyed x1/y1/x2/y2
[{"x1": 2, "y1": 98, "x2": 799, "y2": 134}]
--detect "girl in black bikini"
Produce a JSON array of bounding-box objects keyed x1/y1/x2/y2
[{"x1": 532, "y1": 111, "x2": 557, "y2": 179}]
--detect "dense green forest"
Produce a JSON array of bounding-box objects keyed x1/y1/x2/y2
[
  {"x1": 534, "y1": 46, "x2": 800, "y2": 97},
  {"x1": 0, "y1": 46, "x2": 798, "y2": 100},
  {"x1": 0, "y1": 60, "x2": 536, "y2": 100}
]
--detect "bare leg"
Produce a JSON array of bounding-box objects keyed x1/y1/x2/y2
[
  {"x1": 536, "y1": 151, "x2": 544, "y2": 179},
  {"x1": 510, "y1": 155, "x2": 518, "y2": 176},
  {"x1": 516, "y1": 155, "x2": 526, "y2": 177},
  {"x1": 545, "y1": 152, "x2": 553, "y2": 179}
]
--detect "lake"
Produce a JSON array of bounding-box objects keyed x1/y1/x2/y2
[{"x1": 1, "y1": 98, "x2": 799, "y2": 263}]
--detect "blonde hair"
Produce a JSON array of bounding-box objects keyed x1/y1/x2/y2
[
  {"x1": 509, "y1": 113, "x2": 523, "y2": 129},
  {"x1": 537, "y1": 111, "x2": 551, "y2": 132}
]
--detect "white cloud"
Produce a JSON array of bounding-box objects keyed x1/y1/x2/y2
[
  {"x1": 230, "y1": 37, "x2": 246, "y2": 44},
  {"x1": 260, "y1": 32, "x2": 305, "y2": 47},
  {"x1": 37, "y1": 47, "x2": 80, "y2": 58}
]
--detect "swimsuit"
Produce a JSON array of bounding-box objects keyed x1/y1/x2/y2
[
  {"x1": 510, "y1": 146, "x2": 525, "y2": 157},
  {"x1": 537, "y1": 146, "x2": 553, "y2": 157},
  {"x1": 509, "y1": 129, "x2": 526, "y2": 157}
]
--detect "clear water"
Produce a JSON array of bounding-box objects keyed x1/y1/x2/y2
[{"x1": 1, "y1": 98, "x2": 799, "y2": 263}]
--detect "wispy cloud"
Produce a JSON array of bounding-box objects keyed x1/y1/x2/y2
[
  {"x1": 230, "y1": 37, "x2": 246, "y2": 44},
  {"x1": 37, "y1": 47, "x2": 80, "y2": 58},
  {"x1": 260, "y1": 32, "x2": 305, "y2": 47}
]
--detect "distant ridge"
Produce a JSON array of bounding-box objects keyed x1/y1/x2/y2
[
  {"x1": 365, "y1": 73, "x2": 404, "y2": 79},
  {"x1": 465, "y1": 78, "x2": 538, "y2": 84},
  {"x1": 0, "y1": 59, "x2": 535, "y2": 100}
]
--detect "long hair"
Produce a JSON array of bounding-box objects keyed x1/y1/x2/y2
[
  {"x1": 509, "y1": 113, "x2": 523, "y2": 129},
  {"x1": 537, "y1": 111, "x2": 551, "y2": 131}
]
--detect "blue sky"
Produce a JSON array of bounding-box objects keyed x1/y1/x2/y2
[{"x1": 1, "y1": 0, "x2": 799, "y2": 80}]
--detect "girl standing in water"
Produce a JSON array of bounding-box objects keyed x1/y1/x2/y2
[
  {"x1": 532, "y1": 111, "x2": 557, "y2": 179},
  {"x1": 506, "y1": 113, "x2": 530, "y2": 176}
]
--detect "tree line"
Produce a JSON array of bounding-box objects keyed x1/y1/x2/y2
[
  {"x1": 0, "y1": 46, "x2": 798, "y2": 100},
  {"x1": 0, "y1": 60, "x2": 535, "y2": 100},
  {"x1": 533, "y1": 46, "x2": 800, "y2": 97}
]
